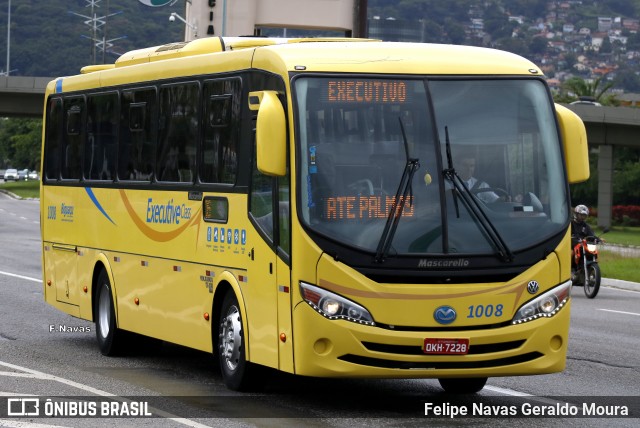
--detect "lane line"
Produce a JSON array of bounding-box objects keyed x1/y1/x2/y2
[
  {"x1": 598, "y1": 308, "x2": 640, "y2": 317},
  {"x1": 0, "y1": 361, "x2": 214, "y2": 427},
  {"x1": 0, "y1": 271, "x2": 40, "y2": 284},
  {"x1": 484, "y1": 385, "x2": 532, "y2": 396},
  {"x1": 0, "y1": 420, "x2": 70, "y2": 428}
]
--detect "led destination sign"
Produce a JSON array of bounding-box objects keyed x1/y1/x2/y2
[
  {"x1": 325, "y1": 195, "x2": 414, "y2": 220},
  {"x1": 327, "y1": 80, "x2": 408, "y2": 104}
]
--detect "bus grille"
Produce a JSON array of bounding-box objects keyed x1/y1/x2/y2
[
  {"x1": 338, "y1": 352, "x2": 543, "y2": 370},
  {"x1": 361, "y1": 339, "x2": 526, "y2": 356}
]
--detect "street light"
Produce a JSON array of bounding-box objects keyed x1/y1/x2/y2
[
  {"x1": 169, "y1": 12, "x2": 197, "y2": 40},
  {"x1": 5, "y1": 0, "x2": 10, "y2": 76}
]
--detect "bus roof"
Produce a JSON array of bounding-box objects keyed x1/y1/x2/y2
[
  {"x1": 49, "y1": 37, "x2": 543, "y2": 95},
  {"x1": 111, "y1": 36, "x2": 542, "y2": 77},
  {"x1": 252, "y1": 39, "x2": 542, "y2": 76}
]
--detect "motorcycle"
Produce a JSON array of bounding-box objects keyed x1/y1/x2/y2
[{"x1": 571, "y1": 233, "x2": 606, "y2": 298}]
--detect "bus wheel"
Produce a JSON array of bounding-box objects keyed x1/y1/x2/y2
[
  {"x1": 218, "y1": 291, "x2": 255, "y2": 391},
  {"x1": 438, "y1": 377, "x2": 487, "y2": 394},
  {"x1": 95, "y1": 269, "x2": 125, "y2": 356}
]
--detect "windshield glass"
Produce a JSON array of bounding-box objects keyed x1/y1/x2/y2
[{"x1": 295, "y1": 76, "x2": 568, "y2": 257}]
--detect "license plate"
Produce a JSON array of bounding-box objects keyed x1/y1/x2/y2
[{"x1": 423, "y1": 338, "x2": 469, "y2": 355}]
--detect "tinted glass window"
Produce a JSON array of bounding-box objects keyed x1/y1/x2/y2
[
  {"x1": 157, "y1": 83, "x2": 199, "y2": 183},
  {"x1": 85, "y1": 92, "x2": 118, "y2": 180}
]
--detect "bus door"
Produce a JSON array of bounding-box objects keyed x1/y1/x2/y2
[
  {"x1": 247, "y1": 168, "x2": 280, "y2": 370},
  {"x1": 247, "y1": 164, "x2": 293, "y2": 371}
]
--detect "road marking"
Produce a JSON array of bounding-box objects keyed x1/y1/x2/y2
[
  {"x1": 484, "y1": 385, "x2": 532, "y2": 396},
  {"x1": 0, "y1": 420, "x2": 70, "y2": 428},
  {"x1": 0, "y1": 271, "x2": 40, "y2": 283},
  {"x1": 0, "y1": 361, "x2": 214, "y2": 428},
  {"x1": 598, "y1": 308, "x2": 640, "y2": 317},
  {"x1": 484, "y1": 385, "x2": 579, "y2": 408}
]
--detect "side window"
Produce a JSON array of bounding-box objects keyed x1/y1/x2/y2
[
  {"x1": 250, "y1": 136, "x2": 291, "y2": 256},
  {"x1": 119, "y1": 89, "x2": 157, "y2": 181},
  {"x1": 85, "y1": 92, "x2": 118, "y2": 181},
  {"x1": 62, "y1": 97, "x2": 85, "y2": 180},
  {"x1": 157, "y1": 82, "x2": 199, "y2": 183},
  {"x1": 201, "y1": 78, "x2": 241, "y2": 184},
  {"x1": 248, "y1": 73, "x2": 290, "y2": 257},
  {"x1": 250, "y1": 139, "x2": 276, "y2": 242},
  {"x1": 44, "y1": 97, "x2": 63, "y2": 181},
  {"x1": 278, "y1": 175, "x2": 291, "y2": 257}
]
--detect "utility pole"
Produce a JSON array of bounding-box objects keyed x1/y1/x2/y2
[
  {"x1": 355, "y1": 0, "x2": 368, "y2": 38},
  {"x1": 6, "y1": 0, "x2": 10, "y2": 76}
]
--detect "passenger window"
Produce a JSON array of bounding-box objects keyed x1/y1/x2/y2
[
  {"x1": 119, "y1": 89, "x2": 157, "y2": 182},
  {"x1": 62, "y1": 97, "x2": 84, "y2": 180},
  {"x1": 85, "y1": 92, "x2": 118, "y2": 181},
  {"x1": 157, "y1": 83, "x2": 199, "y2": 183}
]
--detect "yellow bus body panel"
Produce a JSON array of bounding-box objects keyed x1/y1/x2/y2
[
  {"x1": 41, "y1": 38, "x2": 574, "y2": 381},
  {"x1": 41, "y1": 186, "x2": 271, "y2": 354}
]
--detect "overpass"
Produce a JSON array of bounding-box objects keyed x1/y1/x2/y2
[
  {"x1": 1, "y1": 76, "x2": 637, "y2": 229},
  {"x1": 0, "y1": 76, "x2": 50, "y2": 117}
]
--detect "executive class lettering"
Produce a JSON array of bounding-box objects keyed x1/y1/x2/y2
[{"x1": 146, "y1": 198, "x2": 192, "y2": 225}]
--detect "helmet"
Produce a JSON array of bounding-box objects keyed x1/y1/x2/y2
[{"x1": 575, "y1": 205, "x2": 589, "y2": 216}]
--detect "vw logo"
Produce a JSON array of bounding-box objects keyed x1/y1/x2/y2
[
  {"x1": 434, "y1": 306, "x2": 457, "y2": 325},
  {"x1": 527, "y1": 281, "x2": 539, "y2": 294}
]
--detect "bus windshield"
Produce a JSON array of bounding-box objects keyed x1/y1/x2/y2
[{"x1": 295, "y1": 76, "x2": 568, "y2": 257}]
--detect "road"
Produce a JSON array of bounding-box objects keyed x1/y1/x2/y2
[{"x1": 0, "y1": 193, "x2": 638, "y2": 427}]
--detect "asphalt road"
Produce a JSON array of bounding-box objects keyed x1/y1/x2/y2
[{"x1": 0, "y1": 193, "x2": 638, "y2": 427}]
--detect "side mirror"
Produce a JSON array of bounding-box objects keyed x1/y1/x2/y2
[
  {"x1": 249, "y1": 90, "x2": 287, "y2": 177},
  {"x1": 555, "y1": 103, "x2": 589, "y2": 184}
]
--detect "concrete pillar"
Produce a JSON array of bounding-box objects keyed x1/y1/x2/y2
[{"x1": 597, "y1": 144, "x2": 614, "y2": 229}]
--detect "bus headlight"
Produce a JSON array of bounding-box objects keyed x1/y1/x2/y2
[
  {"x1": 512, "y1": 281, "x2": 571, "y2": 324},
  {"x1": 299, "y1": 282, "x2": 375, "y2": 326}
]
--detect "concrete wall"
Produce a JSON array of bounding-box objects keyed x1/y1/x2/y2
[{"x1": 186, "y1": 0, "x2": 356, "y2": 39}]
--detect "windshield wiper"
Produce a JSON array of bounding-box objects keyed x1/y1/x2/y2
[
  {"x1": 375, "y1": 118, "x2": 420, "y2": 263},
  {"x1": 442, "y1": 126, "x2": 514, "y2": 263}
]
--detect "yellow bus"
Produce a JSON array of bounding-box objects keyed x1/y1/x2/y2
[{"x1": 41, "y1": 37, "x2": 589, "y2": 393}]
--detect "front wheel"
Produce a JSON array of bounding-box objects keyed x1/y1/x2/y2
[
  {"x1": 584, "y1": 263, "x2": 601, "y2": 298},
  {"x1": 218, "y1": 291, "x2": 258, "y2": 391},
  {"x1": 438, "y1": 377, "x2": 488, "y2": 394}
]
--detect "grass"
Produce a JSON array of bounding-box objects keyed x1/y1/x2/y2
[
  {"x1": 3, "y1": 180, "x2": 637, "y2": 283},
  {"x1": 580, "y1": 224, "x2": 639, "y2": 283},
  {"x1": 0, "y1": 180, "x2": 40, "y2": 199},
  {"x1": 599, "y1": 250, "x2": 640, "y2": 283},
  {"x1": 597, "y1": 225, "x2": 640, "y2": 247}
]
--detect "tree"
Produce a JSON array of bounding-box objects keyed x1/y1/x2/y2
[
  {"x1": 561, "y1": 75, "x2": 617, "y2": 105},
  {"x1": 612, "y1": 148, "x2": 640, "y2": 205},
  {"x1": 0, "y1": 119, "x2": 41, "y2": 170},
  {"x1": 529, "y1": 36, "x2": 548, "y2": 55}
]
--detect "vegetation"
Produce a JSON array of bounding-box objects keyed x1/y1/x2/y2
[
  {"x1": 556, "y1": 75, "x2": 618, "y2": 105},
  {"x1": 0, "y1": 0, "x2": 183, "y2": 77},
  {"x1": 599, "y1": 251, "x2": 640, "y2": 283},
  {"x1": 0, "y1": 179, "x2": 40, "y2": 199},
  {"x1": 570, "y1": 147, "x2": 640, "y2": 208},
  {"x1": 600, "y1": 225, "x2": 640, "y2": 246},
  {"x1": 0, "y1": 118, "x2": 42, "y2": 170}
]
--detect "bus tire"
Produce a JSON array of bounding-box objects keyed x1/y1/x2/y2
[
  {"x1": 95, "y1": 269, "x2": 127, "y2": 356},
  {"x1": 438, "y1": 377, "x2": 487, "y2": 394},
  {"x1": 218, "y1": 291, "x2": 256, "y2": 391}
]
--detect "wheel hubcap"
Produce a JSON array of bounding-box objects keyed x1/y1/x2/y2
[
  {"x1": 98, "y1": 285, "x2": 111, "y2": 339},
  {"x1": 219, "y1": 305, "x2": 242, "y2": 371}
]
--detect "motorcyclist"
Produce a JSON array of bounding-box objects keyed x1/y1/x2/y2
[
  {"x1": 571, "y1": 205, "x2": 595, "y2": 267},
  {"x1": 572, "y1": 205, "x2": 594, "y2": 240}
]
